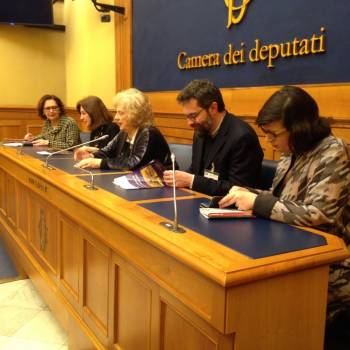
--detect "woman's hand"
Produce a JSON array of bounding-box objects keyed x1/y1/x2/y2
[
  {"x1": 32, "y1": 139, "x2": 49, "y2": 147},
  {"x1": 24, "y1": 133, "x2": 34, "y2": 141},
  {"x1": 75, "y1": 158, "x2": 102, "y2": 169},
  {"x1": 219, "y1": 188, "x2": 257, "y2": 211},
  {"x1": 228, "y1": 186, "x2": 250, "y2": 194},
  {"x1": 74, "y1": 146, "x2": 96, "y2": 160}
]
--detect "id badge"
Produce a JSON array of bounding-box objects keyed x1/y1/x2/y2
[{"x1": 204, "y1": 169, "x2": 219, "y2": 180}]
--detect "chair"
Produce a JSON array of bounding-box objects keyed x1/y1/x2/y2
[
  {"x1": 80, "y1": 131, "x2": 91, "y2": 143},
  {"x1": 260, "y1": 159, "x2": 278, "y2": 190},
  {"x1": 169, "y1": 143, "x2": 192, "y2": 171}
]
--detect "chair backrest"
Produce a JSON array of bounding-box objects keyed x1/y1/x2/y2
[
  {"x1": 169, "y1": 143, "x2": 192, "y2": 171},
  {"x1": 80, "y1": 131, "x2": 91, "y2": 143},
  {"x1": 260, "y1": 159, "x2": 278, "y2": 190}
]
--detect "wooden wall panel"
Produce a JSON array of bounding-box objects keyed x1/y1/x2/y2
[
  {"x1": 146, "y1": 85, "x2": 350, "y2": 119},
  {"x1": 115, "y1": 263, "x2": 154, "y2": 350},
  {"x1": 0, "y1": 167, "x2": 5, "y2": 217},
  {"x1": 28, "y1": 192, "x2": 58, "y2": 277},
  {"x1": 1, "y1": 100, "x2": 350, "y2": 160},
  {"x1": 59, "y1": 214, "x2": 81, "y2": 308},
  {"x1": 16, "y1": 182, "x2": 28, "y2": 240},
  {"x1": 0, "y1": 107, "x2": 83, "y2": 142},
  {"x1": 5, "y1": 174, "x2": 17, "y2": 229},
  {"x1": 115, "y1": 0, "x2": 133, "y2": 91},
  {"x1": 83, "y1": 233, "x2": 110, "y2": 346}
]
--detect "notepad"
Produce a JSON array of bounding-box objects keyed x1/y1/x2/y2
[
  {"x1": 36, "y1": 151, "x2": 52, "y2": 155},
  {"x1": 3, "y1": 142, "x2": 23, "y2": 147},
  {"x1": 199, "y1": 207, "x2": 254, "y2": 219}
]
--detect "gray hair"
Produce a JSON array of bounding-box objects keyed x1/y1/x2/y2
[{"x1": 113, "y1": 88, "x2": 154, "y2": 128}]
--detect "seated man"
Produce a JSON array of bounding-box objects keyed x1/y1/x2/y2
[{"x1": 164, "y1": 79, "x2": 263, "y2": 196}]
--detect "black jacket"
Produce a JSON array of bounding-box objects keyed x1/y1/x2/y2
[
  {"x1": 190, "y1": 112, "x2": 263, "y2": 196},
  {"x1": 90, "y1": 122, "x2": 120, "y2": 148},
  {"x1": 93, "y1": 126, "x2": 172, "y2": 170}
]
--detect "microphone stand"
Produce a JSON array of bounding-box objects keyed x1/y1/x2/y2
[
  {"x1": 160, "y1": 153, "x2": 185, "y2": 233},
  {"x1": 42, "y1": 135, "x2": 109, "y2": 169},
  {"x1": 78, "y1": 167, "x2": 98, "y2": 191}
]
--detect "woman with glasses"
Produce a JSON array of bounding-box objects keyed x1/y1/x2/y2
[
  {"x1": 24, "y1": 94, "x2": 80, "y2": 149},
  {"x1": 219, "y1": 85, "x2": 350, "y2": 327},
  {"x1": 74, "y1": 88, "x2": 172, "y2": 170},
  {"x1": 75, "y1": 95, "x2": 119, "y2": 150}
]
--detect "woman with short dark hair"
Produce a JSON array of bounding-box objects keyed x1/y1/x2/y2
[
  {"x1": 220, "y1": 85, "x2": 350, "y2": 324},
  {"x1": 24, "y1": 94, "x2": 80, "y2": 149},
  {"x1": 76, "y1": 95, "x2": 119, "y2": 149}
]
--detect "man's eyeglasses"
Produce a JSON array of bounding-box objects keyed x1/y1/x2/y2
[
  {"x1": 44, "y1": 106, "x2": 59, "y2": 111},
  {"x1": 185, "y1": 108, "x2": 204, "y2": 121},
  {"x1": 261, "y1": 127, "x2": 287, "y2": 140}
]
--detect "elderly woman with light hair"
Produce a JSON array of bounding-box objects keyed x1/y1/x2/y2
[{"x1": 74, "y1": 88, "x2": 172, "y2": 170}]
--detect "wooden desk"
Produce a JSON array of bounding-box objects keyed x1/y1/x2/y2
[{"x1": 0, "y1": 146, "x2": 348, "y2": 350}]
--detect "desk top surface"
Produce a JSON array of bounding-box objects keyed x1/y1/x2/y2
[{"x1": 141, "y1": 198, "x2": 326, "y2": 259}]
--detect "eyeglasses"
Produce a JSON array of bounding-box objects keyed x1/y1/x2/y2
[
  {"x1": 44, "y1": 106, "x2": 59, "y2": 111},
  {"x1": 185, "y1": 108, "x2": 204, "y2": 121},
  {"x1": 261, "y1": 127, "x2": 287, "y2": 140}
]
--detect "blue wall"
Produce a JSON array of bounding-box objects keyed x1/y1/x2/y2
[{"x1": 133, "y1": 0, "x2": 350, "y2": 91}]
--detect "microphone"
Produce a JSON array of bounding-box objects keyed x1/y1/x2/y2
[
  {"x1": 160, "y1": 153, "x2": 185, "y2": 233},
  {"x1": 43, "y1": 135, "x2": 109, "y2": 169},
  {"x1": 78, "y1": 167, "x2": 98, "y2": 191}
]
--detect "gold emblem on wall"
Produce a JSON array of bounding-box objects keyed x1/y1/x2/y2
[{"x1": 225, "y1": 0, "x2": 252, "y2": 29}]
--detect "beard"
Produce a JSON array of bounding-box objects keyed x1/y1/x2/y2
[{"x1": 193, "y1": 113, "x2": 213, "y2": 137}]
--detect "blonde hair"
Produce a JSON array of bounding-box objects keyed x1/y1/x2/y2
[{"x1": 113, "y1": 88, "x2": 154, "y2": 128}]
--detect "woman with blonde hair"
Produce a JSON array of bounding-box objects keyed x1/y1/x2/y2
[{"x1": 75, "y1": 88, "x2": 172, "y2": 170}]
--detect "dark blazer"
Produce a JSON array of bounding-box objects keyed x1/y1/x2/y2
[
  {"x1": 93, "y1": 126, "x2": 172, "y2": 170},
  {"x1": 90, "y1": 122, "x2": 120, "y2": 148},
  {"x1": 190, "y1": 112, "x2": 263, "y2": 196}
]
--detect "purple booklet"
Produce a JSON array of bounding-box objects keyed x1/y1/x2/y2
[{"x1": 113, "y1": 160, "x2": 165, "y2": 189}]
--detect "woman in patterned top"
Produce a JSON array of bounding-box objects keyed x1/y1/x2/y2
[
  {"x1": 24, "y1": 94, "x2": 80, "y2": 149},
  {"x1": 76, "y1": 95, "x2": 119, "y2": 150},
  {"x1": 220, "y1": 86, "x2": 350, "y2": 328}
]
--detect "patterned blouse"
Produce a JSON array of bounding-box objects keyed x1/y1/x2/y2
[
  {"x1": 34, "y1": 115, "x2": 81, "y2": 149},
  {"x1": 253, "y1": 135, "x2": 350, "y2": 322}
]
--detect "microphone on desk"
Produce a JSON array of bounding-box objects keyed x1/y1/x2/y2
[
  {"x1": 43, "y1": 135, "x2": 109, "y2": 169},
  {"x1": 160, "y1": 153, "x2": 185, "y2": 233},
  {"x1": 78, "y1": 167, "x2": 98, "y2": 191}
]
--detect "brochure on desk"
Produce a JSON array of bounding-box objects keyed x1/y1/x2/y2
[{"x1": 113, "y1": 160, "x2": 165, "y2": 189}]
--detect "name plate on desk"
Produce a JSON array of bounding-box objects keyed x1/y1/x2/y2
[
  {"x1": 140, "y1": 198, "x2": 326, "y2": 259},
  {"x1": 28, "y1": 177, "x2": 48, "y2": 193}
]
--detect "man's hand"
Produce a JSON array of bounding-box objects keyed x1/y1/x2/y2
[
  {"x1": 75, "y1": 158, "x2": 102, "y2": 169},
  {"x1": 163, "y1": 170, "x2": 194, "y2": 188}
]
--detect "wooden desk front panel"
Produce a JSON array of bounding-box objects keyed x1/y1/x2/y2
[{"x1": 0, "y1": 153, "x2": 232, "y2": 349}]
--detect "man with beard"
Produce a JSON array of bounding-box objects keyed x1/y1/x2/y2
[{"x1": 163, "y1": 79, "x2": 263, "y2": 196}]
